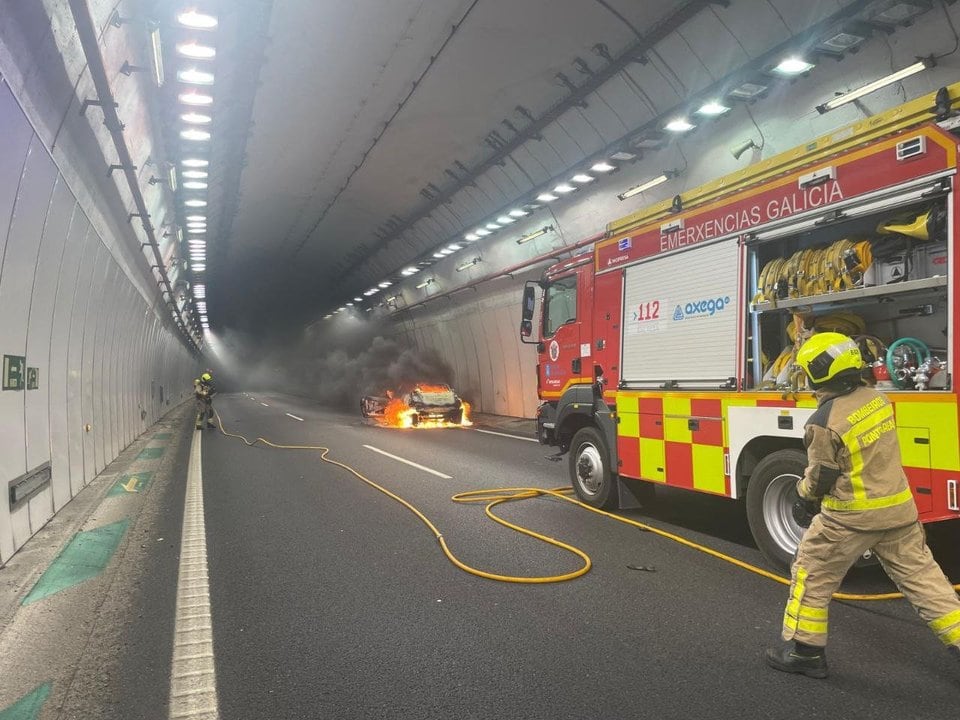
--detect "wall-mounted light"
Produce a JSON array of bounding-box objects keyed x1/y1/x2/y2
[
  {"x1": 617, "y1": 170, "x2": 678, "y2": 200},
  {"x1": 516, "y1": 225, "x2": 554, "y2": 245},
  {"x1": 816, "y1": 58, "x2": 933, "y2": 113},
  {"x1": 416, "y1": 278, "x2": 435, "y2": 289},
  {"x1": 149, "y1": 27, "x2": 165, "y2": 86},
  {"x1": 456, "y1": 257, "x2": 481, "y2": 272}
]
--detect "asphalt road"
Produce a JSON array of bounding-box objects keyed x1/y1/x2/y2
[{"x1": 200, "y1": 392, "x2": 960, "y2": 719}]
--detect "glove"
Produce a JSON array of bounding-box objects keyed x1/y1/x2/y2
[{"x1": 792, "y1": 499, "x2": 821, "y2": 528}]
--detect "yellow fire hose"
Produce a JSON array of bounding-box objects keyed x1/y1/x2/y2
[{"x1": 212, "y1": 411, "x2": 959, "y2": 600}]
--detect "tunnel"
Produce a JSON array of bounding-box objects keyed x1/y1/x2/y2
[{"x1": 1, "y1": 1, "x2": 960, "y2": 717}]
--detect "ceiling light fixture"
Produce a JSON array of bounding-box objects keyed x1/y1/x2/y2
[
  {"x1": 177, "y1": 10, "x2": 218, "y2": 29},
  {"x1": 456, "y1": 257, "x2": 481, "y2": 272},
  {"x1": 508, "y1": 208, "x2": 529, "y2": 217},
  {"x1": 591, "y1": 162, "x2": 617, "y2": 173},
  {"x1": 495, "y1": 215, "x2": 515, "y2": 224},
  {"x1": 516, "y1": 225, "x2": 553, "y2": 245},
  {"x1": 353, "y1": 297, "x2": 363, "y2": 302},
  {"x1": 378, "y1": 281, "x2": 392, "y2": 288},
  {"x1": 180, "y1": 128, "x2": 211, "y2": 141},
  {"x1": 184, "y1": 199, "x2": 207, "y2": 207},
  {"x1": 609, "y1": 151, "x2": 636, "y2": 162},
  {"x1": 176, "y1": 41, "x2": 216, "y2": 59},
  {"x1": 179, "y1": 91, "x2": 213, "y2": 106},
  {"x1": 400, "y1": 267, "x2": 419, "y2": 276},
  {"x1": 870, "y1": 1, "x2": 928, "y2": 25},
  {"x1": 816, "y1": 58, "x2": 932, "y2": 113},
  {"x1": 554, "y1": 183, "x2": 576, "y2": 193},
  {"x1": 182, "y1": 170, "x2": 208, "y2": 179},
  {"x1": 182, "y1": 159, "x2": 209, "y2": 168},
  {"x1": 185, "y1": 214, "x2": 206, "y2": 221},
  {"x1": 192, "y1": 264, "x2": 206, "y2": 272},
  {"x1": 181, "y1": 111, "x2": 212, "y2": 124},
  {"x1": 438, "y1": 248, "x2": 454, "y2": 256},
  {"x1": 433, "y1": 252, "x2": 445, "y2": 259},
  {"x1": 178, "y1": 68, "x2": 215, "y2": 85},
  {"x1": 571, "y1": 174, "x2": 594, "y2": 183},
  {"x1": 729, "y1": 82, "x2": 767, "y2": 100},
  {"x1": 773, "y1": 57, "x2": 815, "y2": 75},
  {"x1": 464, "y1": 233, "x2": 481, "y2": 241},
  {"x1": 664, "y1": 117, "x2": 695, "y2": 132},
  {"x1": 696, "y1": 100, "x2": 730, "y2": 116},
  {"x1": 416, "y1": 278, "x2": 434, "y2": 290},
  {"x1": 183, "y1": 181, "x2": 208, "y2": 190},
  {"x1": 617, "y1": 171, "x2": 677, "y2": 200},
  {"x1": 447, "y1": 243, "x2": 463, "y2": 251},
  {"x1": 475, "y1": 228, "x2": 491, "y2": 237},
  {"x1": 537, "y1": 192, "x2": 559, "y2": 202},
  {"x1": 485, "y1": 223, "x2": 501, "y2": 230}
]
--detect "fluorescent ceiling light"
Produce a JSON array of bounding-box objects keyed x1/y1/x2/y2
[
  {"x1": 401, "y1": 267, "x2": 418, "y2": 276},
  {"x1": 149, "y1": 28, "x2": 165, "y2": 87},
  {"x1": 456, "y1": 257, "x2": 481, "y2": 272},
  {"x1": 446, "y1": 243, "x2": 462, "y2": 251},
  {"x1": 571, "y1": 174, "x2": 594, "y2": 183},
  {"x1": 464, "y1": 233, "x2": 481, "y2": 241},
  {"x1": 433, "y1": 252, "x2": 445, "y2": 258},
  {"x1": 186, "y1": 214, "x2": 206, "y2": 221},
  {"x1": 496, "y1": 216, "x2": 515, "y2": 224},
  {"x1": 192, "y1": 264, "x2": 206, "y2": 271},
  {"x1": 664, "y1": 118, "x2": 695, "y2": 132},
  {"x1": 188, "y1": 229, "x2": 206, "y2": 235},
  {"x1": 554, "y1": 183, "x2": 576, "y2": 193},
  {"x1": 591, "y1": 162, "x2": 616, "y2": 172},
  {"x1": 438, "y1": 248, "x2": 454, "y2": 256},
  {"x1": 485, "y1": 223, "x2": 500, "y2": 230},
  {"x1": 183, "y1": 181, "x2": 208, "y2": 190},
  {"x1": 818, "y1": 32, "x2": 865, "y2": 54},
  {"x1": 182, "y1": 159, "x2": 209, "y2": 168},
  {"x1": 181, "y1": 112, "x2": 212, "y2": 124},
  {"x1": 729, "y1": 82, "x2": 767, "y2": 100},
  {"x1": 516, "y1": 225, "x2": 553, "y2": 245},
  {"x1": 475, "y1": 228, "x2": 491, "y2": 236},
  {"x1": 176, "y1": 41, "x2": 216, "y2": 59},
  {"x1": 181, "y1": 128, "x2": 210, "y2": 141},
  {"x1": 416, "y1": 278, "x2": 434, "y2": 289},
  {"x1": 609, "y1": 151, "x2": 636, "y2": 162},
  {"x1": 179, "y1": 91, "x2": 213, "y2": 106},
  {"x1": 871, "y1": 2, "x2": 927, "y2": 24},
  {"x1": 345, "y1": 302, "x2": 354, "y2": 307},
  {"x1": 773, "y1": 57, "x2": 814, "y2": 75},
  {"x1": 182, "y1": 170, "x2": 208, "y2": 179},
  {"x1": 537, "y1": 192, "x2": 559, "y2": 202},
  {"x1": 378, "y1": 281, "x2": 392, "y2": 288},
  {"x1": 177, "y1": 10, "x2": 218, "y2": 29},
  {"x1": 178, "y1": 68, "x2": 215, "y2": 85},
  {"x1": 816, "y1": 60, "x2": 931, "y2": 113},
  {"x1": 696, "y1": 100, "x2": 730, "y2": 116},
  {"x1": 363, "y1": 288, "x2": 379, "y2": 296},
  {"x1": 508, "y1": 208, "x2": 529, "y2": 217},
  {"x1": 185, "y1": 199, "x2": 207, "y2": 207},
  {"x1": 617, "y1": 172, "x2": 673, "y2": 200}
]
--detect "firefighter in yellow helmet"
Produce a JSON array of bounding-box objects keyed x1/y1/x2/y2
[
  {"x1": 765, "y1": 332, "x2": 960, "y2": 678},
  {"x1": 194, "y1": 371, "x2": 217, "y2": 430}
]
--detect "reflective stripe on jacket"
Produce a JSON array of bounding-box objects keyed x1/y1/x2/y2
[{"x1": 798, "y1": 384, "x2": 917, "y2": 531}]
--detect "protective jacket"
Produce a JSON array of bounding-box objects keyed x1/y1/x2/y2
[
  {"x1": 195, "y1": 379, "x2": 216, "y2": 401},
  {"x1": 798, "y1": 383, "x2": 917, "y2": 531}
]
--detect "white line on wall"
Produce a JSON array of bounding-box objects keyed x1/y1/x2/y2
[
  {"x1": 362, "y1": 445, "x2": 453, "y2": 479},
  {"x1": 169, "y1": 432, "x2": 220, "y2": 719},
  {"x1": 472, "y1": 428, "x2": 539, "y2": 443},
  {"x1": 285, "y1": 413, "x2": 304, "y2": 422}
]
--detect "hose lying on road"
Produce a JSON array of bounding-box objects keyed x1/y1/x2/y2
[{"x1": 212, "y1": 412, "x2": 960, "y2": 599}]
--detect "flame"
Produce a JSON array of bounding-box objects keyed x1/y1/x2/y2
[{"x1": 370, "y1": 387, "x2": 472, "y2": 429}]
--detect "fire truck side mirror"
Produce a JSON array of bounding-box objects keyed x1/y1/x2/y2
[
  {"x1": 520, "y1": 319, "x2": 533, "y2": 338},
  {"x1": 520, "y1": 283, "x2": 538, "y2": 343}
]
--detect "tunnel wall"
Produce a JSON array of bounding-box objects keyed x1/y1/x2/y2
[{"x1": 0, "y1": 79, "x2": 195, "y2": 565}]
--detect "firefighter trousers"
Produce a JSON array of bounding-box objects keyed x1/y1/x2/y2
[
  {"x1": 195, "y1": 397, "x2": 214, "y2": 427},
  {"x1": 782, "y1": 514, "x2": 960, "y2": 651}
]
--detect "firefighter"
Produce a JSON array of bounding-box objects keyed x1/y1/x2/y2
[
  {"x1": 194, "y1": 371, "x2": 217, "y2": 430},
  {"x1": 765, "y1": 332, "x2": 960, "y2": 679}
]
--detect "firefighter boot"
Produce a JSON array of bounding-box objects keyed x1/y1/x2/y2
[{"x1": 764, "y1": 642, "x2": 828, "y2": 679}]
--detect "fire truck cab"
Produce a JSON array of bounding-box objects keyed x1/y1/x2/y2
[{"x1": 521, "y1": 85, "x2": 960, "y2": 568}]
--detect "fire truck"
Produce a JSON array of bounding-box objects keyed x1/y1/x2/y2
[{"x1": 520, "y1": 83, "x2": 960, "y2": 568}]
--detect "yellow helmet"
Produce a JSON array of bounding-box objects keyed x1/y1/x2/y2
[
  {"x1": 201, "y1": 372, "x2": 212, "y2": 383},
  {"x1": 796, "y1": 332, "x2": 863, "y2": 386}
]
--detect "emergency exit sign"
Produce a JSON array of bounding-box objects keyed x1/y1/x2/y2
[{"x1": 3, "y1": 355, "x2": 25, "y2": 391}]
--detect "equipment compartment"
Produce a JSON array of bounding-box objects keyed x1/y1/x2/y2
[{"x1": 746, "y1": 198, "x2": 950, "y2": 393}]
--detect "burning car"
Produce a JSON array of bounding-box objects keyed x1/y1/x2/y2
[{"x1": 361, "y1": 383, "x2": 470, "y2": 428}]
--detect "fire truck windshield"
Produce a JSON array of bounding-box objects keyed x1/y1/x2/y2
[{"x1": 543, "y1": 276, "x2": 577, "y2": 336}]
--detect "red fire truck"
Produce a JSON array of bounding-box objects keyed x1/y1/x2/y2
[{"x1": 520, "y1": 84, "x2": 960, "y2": 568}]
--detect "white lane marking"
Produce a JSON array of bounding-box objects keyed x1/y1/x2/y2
[
  {"x1": 169, "y1": 431, "x2": 220, "y2": 720},
  {"x1": 363, "y1": 445, "x2": 452, "y2": 479},
  {"x1": 285, "y1": 413, "x2": 304, "y2": 422},
  {"x1": 260, "y1": 402, "x2": 269, "y2": 407},
  {"x1": 473, "y1": 428, "x2": 539, "y2": 443}
]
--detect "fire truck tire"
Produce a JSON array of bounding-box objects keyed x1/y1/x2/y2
[
  {"x1": 569, "y1": 427, "x2": 617, "y2": 510},
  {"x1": 746, "y1": 448, "x2": 808, "y2": 569}
]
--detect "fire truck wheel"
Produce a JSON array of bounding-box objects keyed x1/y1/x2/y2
[
  {"x1": 746, "y1": 448, "x2": 807, "y2": 569},
  {"x1": 569, "y1": 427, "x2": 617, "y2": 510}
]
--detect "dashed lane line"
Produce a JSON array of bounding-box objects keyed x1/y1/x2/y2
[
  {"x1": 285, "y1": 413, "x2": 304, "y2": 422},
  {"x1": 362, "y1": 445, "x2": 452, "y2": 479},
  {"x1": 259, "y1": 402, "x2": 269, "y2": 407}
]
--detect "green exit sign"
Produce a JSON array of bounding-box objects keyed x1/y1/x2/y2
[{"x1": 3, "y1": 355, "x2": 25, "y2": 391}]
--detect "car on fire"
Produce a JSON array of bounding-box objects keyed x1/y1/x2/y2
[{"x1": 361, "y1": 383, "x2": 465, "y2": 426}]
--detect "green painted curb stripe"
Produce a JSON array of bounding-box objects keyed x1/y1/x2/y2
[
  {"x1": 107, "y1": 471, "x2": 154, "y2": 497},
  {"x1": 137, "y1": 447, "x2": 165, "y2": 460},
  {"x1": 0, "y1": 682, "x2": 51, "y2": 720},
  {"x1": 153, "y1": 432, "x2": 172, "y2": 439},
  {"x1": 22, "y1": 520, "x2": 129, "y2": 605}
]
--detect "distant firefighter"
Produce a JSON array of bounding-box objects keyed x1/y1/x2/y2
[{"x1": 194, "y1": 372, "x2": 217, "y2": 430}]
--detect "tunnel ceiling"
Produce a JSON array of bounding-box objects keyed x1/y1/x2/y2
[{"x1": 157, "y1": 0, "x2": 890, "y2": 334}]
